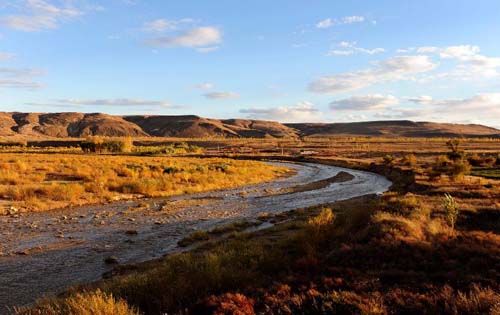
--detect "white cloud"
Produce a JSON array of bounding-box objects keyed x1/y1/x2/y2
[
  {"x1": 147, "y1": 26, "x2": 222, "y2": 51},
  {"x1": 0, "y1": 15, "x2": 58, "y2": 31},
  {"x1": 405, "y1": 95, "x2": 433, "y2": 104},
  {"x1": 196, "y1": 82, "x2": 215, "y2": 90},
  {"x1": 338, "y1": 41, "x2": 355, "y2": 48},
  {"x1": 416, "y1": 44, "x2": 500, "y2": 80},
  {"x1": 416, "y1": 46, "x2": 439, "y2": 54},
  {"x1": 54, "y1": 98, "x2": 174, "y2": 107},
  {"x1": 432, "y1": 93, "x2": 500, "y2": 114},
  {"x1": 316, "y1": 18, "x2": 333, "y2": 29},
  {"x1": 203, "y1": 91, "x2": 239, "y2": 100},
  {"x1": 330, "y1": 94, "x2": 399, "y2": 111},
  {"x1": 0, "y1": 67, "x2": 44, "y2": 89},
  {"x1": 375, "y1": 93, "x2": 500, "y2": 125},
  {"x1": 195, "y1": 46, "x2": 219, "y2": 53},
  {"x1": 328, "y1": 42, "x2": 384, "y2": 57},
  {"x1": 342, "y1": 16, "x2": 365, "y2": 24},
  {"x1": 0, "y1": 79, "x2": 41, "y2": 89},
  {"x1": 240, "y1": 101, "x2": 323, "y2": 122},
  {"x1": 327, "y1": 50, "x2": 354, "y2": 56},
  {"x1": 378, "y1": 55, "x2": 436, "y2": 74},
  {"x1": 0, "y1": 0, "x2": 87, "y2": 32},
  {"x1": 439, "y1": 45, "x2": 480, "y2": 59},
  {"x1": 316, "y1": 15, "x2": 365, "y2": 29},
  {"x1": 356, "y1": 47, "x2": 385, "y2": 55},
  {"x1": 142, "y1": 18, "x2": 193, "y2": 33},
  {"x1": 310, "y1": 55, "x2": 436, "y2": 94}
]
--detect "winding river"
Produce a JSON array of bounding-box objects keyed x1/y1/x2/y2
[{"x1": 0, "y1": 161, "x2": 391, "y2": 312}]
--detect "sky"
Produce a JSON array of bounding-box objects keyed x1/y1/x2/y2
[{"x1": 1, "y1": 0, "x2": 500, "y2": 127}]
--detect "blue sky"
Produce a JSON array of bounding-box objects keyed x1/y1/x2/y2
[{"x1": 2, "y1": 0, "x2": 500, "y2": 127}]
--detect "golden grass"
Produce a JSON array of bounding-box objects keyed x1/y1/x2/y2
[
  {"x1": 0, "y1": 154, "x2": 288, "y2": 213},
  {"x1": 18, "y1": 290, "x2": 140, "y2": 315}
]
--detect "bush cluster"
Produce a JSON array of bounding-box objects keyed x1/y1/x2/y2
[
  {"x1": 80, "y1": 138, "x2": 133, "y2": 153},
  {"x1": 430, "y1": 140, "x2": 471, "y2": 180}
]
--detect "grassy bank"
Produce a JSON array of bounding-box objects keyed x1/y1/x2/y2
[{"x1": 0, "y1": 154, "x2": 288, "y2": 213}]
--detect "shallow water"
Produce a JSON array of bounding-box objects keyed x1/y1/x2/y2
[{"x1": 0, "y1": 161, "x2": 391, "y2": 312}]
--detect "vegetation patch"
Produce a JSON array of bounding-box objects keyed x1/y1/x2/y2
[
  {"x1": 178, "y1": 220, "x2": 264, "y2": 247},
  {"x1": 0, "y1": 154, "x2": 288, "y2": 213},
  {"x1": 471, "y1": 167, "x2": 500, "y2": 179}
]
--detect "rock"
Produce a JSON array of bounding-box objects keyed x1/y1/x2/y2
[
  {"x1": 125, "y1": 229, "x2": 138, "y2": 235},
  {"x1": 104, "y1": 256, "x2": 119, "y2": 264}
]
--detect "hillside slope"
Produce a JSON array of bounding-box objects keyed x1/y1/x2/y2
[
  {"x1": 287, "y1": 120, "x2": 500, "y2": 138},
  {"x1": 0, "y1": 112, "x2": 498, "y2": 139}
]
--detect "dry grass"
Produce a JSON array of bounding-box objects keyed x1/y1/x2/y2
[
  {"x1": 18, "y1": 290, "x2": 140, "y2": 315},
  {"x1": 0, "y1": 154, "x2": 288, "y2": 213}
]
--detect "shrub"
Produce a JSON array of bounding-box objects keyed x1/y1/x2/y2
[
  {"x1": 468, "y1": 154, "x2": 484, "y2": 167},
  {"x1": 448, "y1": 159, "x2": 471, "y2": 180},
  {"x1": 429, "y1": 155, "x2": 451, "y2": 179},
  {"x1": 383, "y1": 154, "x2": 395, "y2": 165},
  {"x1": 80, "y1": 138, "x2": 133, "y2": 153},
  {"x1": 0, "y1": 140, "x2": 28, "y2": 148},
  {"x1": 430, "y1": 154, "x2": 470, "y2": 180},
  {"x1": 304, "y1": 208, "x2": 336, "y2": 248},
  {"x1": 443, "y1": 193, "x2": 459, "y2": 229},
  {"x1": 308, "y1": 207, "x2": 335, "y2": 228},
  {"x1": 163, "y1": 167, "x2": 180, "y2": 174},
  {"x1": 193, "y1": 293, "x2": 255, "y2": 315},
  {"x1": 22, "y1": 290, "x2": 139, "y2": 315},
  {"x1": 446, "y1": 139, "x2": 466, "y2": 161},
  {"x1": 401, "y1": 154, "x2": 417, "y2": 167},
  {"x1": 135, "y1": 143, "x2": 202, "y2": 155}
]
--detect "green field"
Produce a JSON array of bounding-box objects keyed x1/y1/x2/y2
[{"x1": 471, "y1": 167, "x2": 500, "y2": 179}]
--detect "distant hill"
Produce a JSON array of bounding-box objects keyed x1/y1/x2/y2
[
  {"x1": 287, "y1": 120, "x2": 500, "y2": 138},
  {"x1": 0, "y1": 112, "x2": 498, "y2": 139}
]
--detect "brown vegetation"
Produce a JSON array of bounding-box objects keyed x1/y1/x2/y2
[
  {"x1": 0, "y1": 154, "x2": 287, "y2": 213},
  {"x1": 10, "y1": 137, "x2": 500, "y2": 314}
]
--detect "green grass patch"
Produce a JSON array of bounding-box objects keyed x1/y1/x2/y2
[{"x1": 471, "y1": 167, "x2": 500, "y2": 179}]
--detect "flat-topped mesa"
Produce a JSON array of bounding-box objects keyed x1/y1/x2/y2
[{"x1": 0, "y1": 112, "x2": 498, "y2": 139}]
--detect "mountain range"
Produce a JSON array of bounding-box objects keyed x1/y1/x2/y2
[{"x1": 1, "y1": 112, "x2": 498, "y2": 139}]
